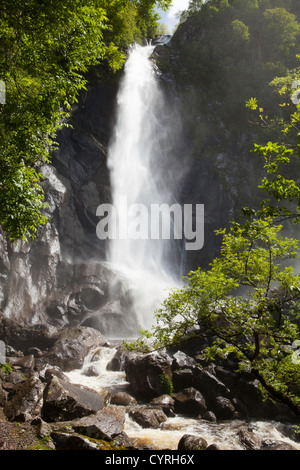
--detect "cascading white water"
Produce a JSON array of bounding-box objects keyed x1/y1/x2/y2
[
  {"x1": 66, "y1": 345, "x2": 300, "y2": 451},
  {"x1": 106, "y1": 43, "x2": 180, "y2": 332}
]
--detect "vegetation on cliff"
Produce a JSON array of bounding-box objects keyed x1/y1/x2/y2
[
  {"x1": 169, "y1": 0, "x2": 300, "y2": 130},
  {"x1": 0, "y1": 0, "x2": 171, "y2": 242}
]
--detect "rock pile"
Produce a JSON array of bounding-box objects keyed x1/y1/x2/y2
[{"x1": 0, "y1": 317, "x2": 299, "y2": 451}]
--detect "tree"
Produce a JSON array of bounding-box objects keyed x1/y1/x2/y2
[
  {"x1": 231, "y1": 19, "x2": 250, "y2": 45},
  {"x1": 188, "y1": 0, "x2": 204, "y2": 14},
  {"x1": 0, "y1": 0, "x2": 171, "y2": 242},
  {"x1": 126, "y1": 218, "x2": 300, "y2": 415},
  {"x1": 244, "y1": 64, "x2": 300, "y2": 224},
  {"x1": 263, "y1": 8, "x2": 300, "y2": 61}
]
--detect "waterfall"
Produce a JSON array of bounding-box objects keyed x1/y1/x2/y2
[{"x1": 105, "y1": 43, "x2": 180, "y2": 332}]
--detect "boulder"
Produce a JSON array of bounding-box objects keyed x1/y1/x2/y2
[
  {"x1": 238, "y1": 428, "x2": 262, "y2": 450},
  {"x1": 42, "y1": 376, "x2": 104, "y2": 422},
  {"x1": 0, "y1": 315, "x2": 53, "y2": 351},
  {"x1": 0, "y1": 383, "x2": 7, "y2": 406},
  {"x1": 41, "y1": 326, "x2": 108, "y2": 372},
  {"x1": 206, "y1": 444, "x2": 221, "y2": 450},
  {"x1": 173, "y1": 387, "x2": 207, "y2": 417},
  {"x1": 106, "y1": 348, "x2": 136, "y2": 372},
  {"x1": 71, "y1": 406, "x2": 126, "y2": 440},
  {"x1": 31, "y1": 416, "x2": 53, "y2": 438},
  {"x1": 128, "y1": 407, "x2": 168, "y2": 429},
  {"x1": 5, "y1": 370, "x2": 25, "y2": 386},
  {"x1": 109, "y1": 391, "x2": 138, "y2": 406},
  {"x1": 177, "y1": 434, "x2": 208, "y2": 450},
  {"x1": 4, "y1": 374, "x2": 45, "y2": 422},
  {"x1": 51, "y1": 429, "x2": 135, "y2": 450},
  {"x1": 82, "y1": 364, "x2": 101, "y2": 377},
  {"x1": 37, "y1": 364, "x2": 71, "y2": 383},
  {"x1": 9, "y1": 354, "x2": 35, "y2": 371},
  {"x1": 51, "y1": 432, "x2": 99, "y2": 450},
  {"x1": 260, "y1": 439, "x2": 298, "y2": 451},
  {"x1": 172, "y1": 369, "x2": 194, "y2": 392},
  {"x1": 171, "y1": 351, "x2": 196, "y2": 370},
  {"x1": 193, "y1": 367, "x2": 230, "y2": 402},
  {"x1": 202, "y1": 410, "x2": 217, "y2": 422},
  {"x1": 125, "y1": 351, "x2": 173, "y2": 399},
  {"x1": 211, "y1": 396, "x2": 236, "y2": 420},
  {"x1": 149, "y1": 394, "x2": 175, "y2": 417}
]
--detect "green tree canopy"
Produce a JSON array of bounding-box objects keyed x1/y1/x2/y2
[
  {"x1": 126, "y1": 219, "x2": 300, "y2": 416},
  {"x1": 263, "y1": 7, "x2": 300, "y2": 60},
  {"x1": 0, "y1": 0, "x2": 171, "y2": 241}
]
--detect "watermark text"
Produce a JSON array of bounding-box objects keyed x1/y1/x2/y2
[{"x1": 96, "y1": 197, "x2": 204, "y2": 251}]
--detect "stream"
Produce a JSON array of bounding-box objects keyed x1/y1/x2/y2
[{"x1": 66, "y1": 345, "x2": 300, "y2": 451}]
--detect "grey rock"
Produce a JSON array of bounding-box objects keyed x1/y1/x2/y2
[
  {"x1": 50, "y1": 432, "x2": 100, "y2": 450},
  {"x1": 206, "y1": 443, "x2": 221, "y2": 450},
  {"x1": 125, "y1": 351, "x2": 173, "y2": 399},
  {"x1": 106, "y1": 348, "x2": 136, "y2": 372},
  {"x1": 41, "y1": 326, "x2": 108, "y2": 372},
  {"x1": 177, "y1": 434, "x2": 208, "y2": 451},
  {"x1": 42, "y1": 376, "x2": 104, "y2": 422},
  {"x1": 238, "y1": 428, "x2": 262, "y2": 450},
  {"x1": 0, "y1": 383, "x2": 7, "y2": 406},
  {"x1": 71, "y1": 406, "x2": 126, "y2": 440},
  {"x1": 9, "y1": 354, "x2": 35, "y2": 370},
  {"x1": 260, "y1": 439, "x2": 298, "y2": 451},
  {"x1": 212, "y1": 396, "x2": 236, "y2": 420},
  {"x1": 172, "y1": 351, "x2": 196, "y2": 370},
  {"x1": 202, "y1": 410, "x2": 217, "y2": 422},
  {"x1": 172, "y1": 368, "x2": 194, "y2": 391},
  {"x1": 4, "y1": 374, "x2": 45, "y2": 422},
  {"x1": 31, "y1": 416, "x2": 53, "y2": 437},
  {"x1": 149, "y1": 394, "x2": 175, "y2": 417},
  {"x1": 173, "y1": 387, "x2": 207, "y2": 417},
  {"x1": 109, "y1": 391, "x2": 138, "y2": 406},
  {"x1": 193, "y1": 367, "x2": 230, "y2": 401},
  {"x1": 128, "y1": 407, "x2": 168, "y2": 429}
]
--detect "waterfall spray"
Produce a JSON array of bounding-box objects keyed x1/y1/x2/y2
[{"x1": 106, "y1": 43, "x2": 180, "y2": 332}]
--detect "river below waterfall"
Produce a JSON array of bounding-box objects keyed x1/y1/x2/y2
[{"x1": 66, "y1": 345, "x2": 300, "y2": 451}]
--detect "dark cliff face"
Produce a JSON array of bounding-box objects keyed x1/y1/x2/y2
[
  {"x1": 0, "y1": 78, "x2": 141, "y2": 335},
  {"x1": 0, "y1": 21, "x2": 267, "y2": 331},
  {"x1": 51, "y1": 81, "x2": 117, "y2": 262},
  {"x1": 153, "y1": 22, "x2": 265, "y2": 272}
]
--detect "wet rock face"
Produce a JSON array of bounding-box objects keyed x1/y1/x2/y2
[
  {"x1": 0, "y1": 228, "x2": 139, "y2": 337},
  {"x1": 0, "y1": 79, "x2": 140, "y2": 337},
  {"x1": 3, "y1": 375, "x2": 45, "y2": 422},
  {"x1": 40, "y1": 326, "x2": 108, "y2": 372},
  {"x1": 42, "y1": 376, "x2": 104, "y2": 422},
  {"x1": 124, "y1": 351, "x2": 173, "y2": 399},
  {"x1": 128, "y1": 406, "x2": 168, "y2": 429},
  {"x1": 120, "y1": 346, "x2": 300, "y2": 424}
]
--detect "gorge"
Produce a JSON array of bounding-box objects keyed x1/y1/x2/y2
[{"x1": 1, "y1": 2, "x2": 300, "y2": 452}]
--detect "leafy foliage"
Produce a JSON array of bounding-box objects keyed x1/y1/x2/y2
[
  {"x1": 172, "y1": 0, "x2": 300, "y2": 126},
  {"x1": 0, "y1": 0, "x2": 171, "y2": 241},
  {"x1": 244, "y1": 64, "x2": 300, "y2": 223},
  {"x1": 127, "y1": 219, "x2": 300, "y2": 414}
]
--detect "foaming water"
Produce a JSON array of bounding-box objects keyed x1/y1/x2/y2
[
  {"x1": 66, "y1": 346, "x2": 300, "y2": 451},
  {"x1": 66, "y1": 346, "x2": 129, "y2": 399},
  {"x1": 106, "y1": 43, "x2": 181, "y2": 332},
  {"x1": 124, "y1": 415, "x2": 300, "y2": 450}
]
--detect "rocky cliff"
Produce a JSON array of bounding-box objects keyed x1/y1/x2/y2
[{"x1": 0, "y1": 23, "x2": 267, "y2": 335}]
